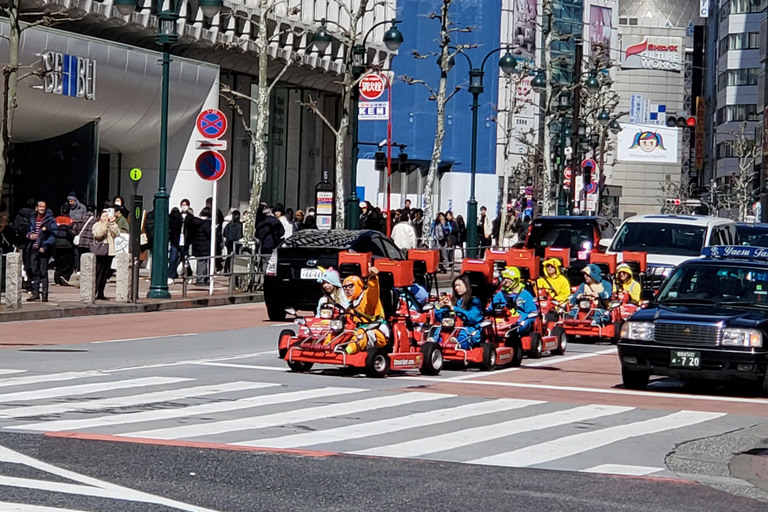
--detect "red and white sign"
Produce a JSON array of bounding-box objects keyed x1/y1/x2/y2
[
  {"x1": 564, "y1": 166, "x2": 572, "y2": 179},
  {"x1": 621, "y1": 36, "x2": 683, "y2": 72},
  {"x1": 359, "y1": 73, "x2": 386, "y2": 101},
  {"x1": 195, "y1": 140, "x2": 228, "y2": 150},
  {"x1": 196, "y1": 109, "x2": 228, "y2": 139}
]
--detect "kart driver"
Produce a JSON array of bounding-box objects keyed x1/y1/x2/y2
[
  {"x1": 436, "y1": 274, "x2": 484, "y2": 349},
  {"x1": 342, "y1": 266, "x2": 389, "y2": 355},
  {"x1": 614, "y1": 263, "x2": 641, "y2": 305},
  {"x1": 569, "y1": 264, "x2": 612, "y2": 324},
  {"x1": 316, "y1": 267, "x2": 349, "y2": 315},
  {"x1": 536, "y1": 258, "x2": 571, "y2": 302},
  {"x1": 491, "y1": 266, "x2": 538, "y2": 336}
]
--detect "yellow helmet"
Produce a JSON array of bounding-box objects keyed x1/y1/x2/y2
[{"x1": 501, "y1": 266, "x2": 521, "y2": 282}]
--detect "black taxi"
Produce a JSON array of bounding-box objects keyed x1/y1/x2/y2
[{"x1": 618, "y1": 246, "x2": 768, "y2": 393}]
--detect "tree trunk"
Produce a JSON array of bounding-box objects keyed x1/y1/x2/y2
[
  {"x1": 0, "y1": 1, "x2": 20, "y2": 201},
  {"x1": 334, "y1": 115, "x2": 349, "y2": 227},
  {"x1": 540, "y1": 24, "x2": 555, "y2": 216}
]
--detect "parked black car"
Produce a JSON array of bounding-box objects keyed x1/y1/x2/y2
[
  {"x1": 263, "y1": 229, "x2": 404, "y2": 321},
  {"x1": 524, "y1": 216, "x2": 616, "y2": 284}
]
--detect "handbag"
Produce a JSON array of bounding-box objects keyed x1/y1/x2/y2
[
  {"x1": 90, "y1": 241, "x2": 109, "y2": 256},
  {"x1": 73, "y1": 217, "x2": 93, "y2": 246}
]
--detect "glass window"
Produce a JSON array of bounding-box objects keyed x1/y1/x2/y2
[
  {"x1": 610, "y1": 223, "x2": 707, "y2": 256},
  {"x1": 718, "y1": 104, "x2": 760, "y2": 123},
  {"x1": 657, "y1": 264, "x2": 768, "y2": 305}
]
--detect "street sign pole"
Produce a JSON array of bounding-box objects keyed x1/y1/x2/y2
[
  {"x1": 209, "y1": 180, "x2": 217, "y2": 296},
  {"x1": 129, "y1": 168, "x2": 142, "y2": 303}
]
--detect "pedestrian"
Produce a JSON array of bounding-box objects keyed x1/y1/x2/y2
[
  {"x1": 205, "y1": 197, "x2": 224, "y2": 271},
  {"x1": 112, "y1": 203, "x2": 130, "y2": 234},
  {"x1": 445, "y1": 211, "x2": 458, "y2": 265},
  {"x1": 66, "y1": 192, "x2": 87, "y2": 221},
  {"x1": 432, "y1": 212, "x2": 449, "y2": 271},
  {"x1": 502, "y1": 210, "x2": 521, "y2": 247},
  {"x1": 223, "y1": 209, "x2": 243, "y2": 273},
  {"x1": 273, "y1": 203, "x2": 293, "y2": 239},
  {"x1": 168, "y1": 207, "x2": 183, "y2": 280},
  {"x1": 53, "y1": 204, "x2": 75, "y2": 286},
  {"x1": 175, "y1": 199, "x2": 193, "y2": 279},
  {"x1": 113, "y1": 196, "x2": 129, "y2": 219},
  {"x1": 13, "y1": 199, "x2": 36, "y2": 291},
  {"x1": 478, "y1": 205, "x2": 492, "y2": 256},
  {"x1": 25, "y1": 200, "x2": 57, "y2": 302},
  {"x1": 189, "y1": 207, "x2": 212, "y2": 286},
  {"x1": 294, "y1": 210, "x2": 305, "y2": 230},
  {"x1": 92, "y1": 209, "x2": 120, "y2": 301},
  {"x1": 302, "y1": 214, "x2": 317, "y2": 230},
  {"x1": 456, "y1": 214, "x2": 467, "y2": 247},
  {"x1": 412, "y1": 209, "x2": 424, "y2": 247},
  {"x1": 72, "y1": 206, "x2": 96, "y2": 273},
  {"x1": 255, "y1": 207, "x2": 284, "y2": 268},
  {"x1": 359, "y1": 201, "x2": 381, "y2": 231},
  {"x1": 391, "y1": 213, "x2": 417, "y2": 250}
]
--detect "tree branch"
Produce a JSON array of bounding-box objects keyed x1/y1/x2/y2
[
  {"x1": 298, "y1": 95, "x2": 339, "y2": 136},
  {"x1": 401, "y1": 75, "x2": 436, "y2": 98}
]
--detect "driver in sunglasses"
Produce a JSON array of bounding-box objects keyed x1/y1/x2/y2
[{"x1": 341, "y1": 265, "x2": 388, "y2": 355}]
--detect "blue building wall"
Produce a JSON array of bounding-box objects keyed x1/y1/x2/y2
[{"x1": 358, "y1": 0, "x2": 503, "y2": 177}]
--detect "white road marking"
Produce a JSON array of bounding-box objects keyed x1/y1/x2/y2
[
  {"x1": 0, "y1": 381, "x2": 276, "y2": 419},
  {"x1": 123, "y1": 392, "x2": 455, "y2": 441},
  {"x1": 0, "y1": 501, "x2": 87, "y2": 512},
  {"x1": 0, "y1": 377, "x2": 191, "y2": 403},
  {"x1": 92, "y1": 333, "x2": 196, "y2": 344},
  {"x1": 442, "y1": 348, "x2": 618, "y2": 381},
  {"x1": 0, "y1": 445, "x2": 220, "y2": 512},
  {"x1": 0, "y1": 371, "x2": 105, "y2": 389},
  {"x1": 194, "y1": 362, "x2": 286, "y2": 372},
  {"x1": 108, "y1": 351, "x2": 283, "y2": 373},
  {"x1": 13, "y1": 387, "x2": 365, "y2": 432},
  {"x1": 581, "y1": 464, "x2": 666, "y2": 476},
  {"x1": 350, "y1": 404, "x2": 632, "y2": 458},
  {"x1": 469, "y1": 410, "x2": 725, "y2": 467},
  {"x1": 237, "y1": 398, "x2": 544, "y2": 449},
  {"x1": 0, "y1": 369, "x2": 26, "y2": 375}
]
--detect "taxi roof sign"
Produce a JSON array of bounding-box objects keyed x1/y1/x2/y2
[{"x1": 702, "y1": 245, "x2": 768, "y2": 260}]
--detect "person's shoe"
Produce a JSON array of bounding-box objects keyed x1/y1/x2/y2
[
  {"x1": 60, "y1": 277, "x2": 70, "y2": 287},
  {"x1": 41, "y1": 293, "x2": 48, "y2": 303},
  {"x1": 26, "y1": 294, "x2": 40, "y2": 302},
  {"x1": 96, "y1": 295, "x2": 108, "y2": 301}
]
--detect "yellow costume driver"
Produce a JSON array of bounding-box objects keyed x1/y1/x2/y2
[
  {"x1": 615, "y1": 263, "x2": 641, "y2": 305},
  {"x1": 342, "y1": 266, "x2": 389, "y2": 354},
  {"x1": 536, "y1": 257, "x2": 571, "y2": 302}
]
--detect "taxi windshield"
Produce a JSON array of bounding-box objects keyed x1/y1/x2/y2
[
  {"x1": 610, "y1": 222, "x2": 706, "y2": 256},
  {"x1": 657, "y1": 264, "x2": 768, "y2": 305}
]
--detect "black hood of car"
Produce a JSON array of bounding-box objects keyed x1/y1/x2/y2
[{"x1": 635, "y1": 303, "x2": 768, "y2": 329}]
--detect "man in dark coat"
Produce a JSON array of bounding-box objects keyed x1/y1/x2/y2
[
  {"x1": 255, "y1": 208, "x2": 284, "y2": 270},
  {"x1": 188, "y1": 207, "x2": 212, "y2": 286},
  {"x1": 26, "y1": 200, "x2": 57, "y2": 301}
]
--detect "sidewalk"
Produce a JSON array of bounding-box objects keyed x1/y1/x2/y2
[{"x1": 0, "y1": 270, "x2": 263, "y2": 323}]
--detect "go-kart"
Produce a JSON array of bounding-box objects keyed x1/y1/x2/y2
[
  {"x1": 277, "y1": 259, "x2": 443, "y2": 378},
  {"x1": 423, "y1": 309, "x2": 514, "y2": 371},
  {"x1": 489, "y1": 306, "x2": 567, "y2": 360},
  {"x1": 563, "y1": 296, "x2": 624, "y2": 341}
]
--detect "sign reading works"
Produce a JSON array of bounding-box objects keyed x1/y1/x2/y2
[{"x1": 621, "y1": 36, "x2": 683, "y2": 72}]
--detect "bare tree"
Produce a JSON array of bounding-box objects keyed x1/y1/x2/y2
[
  {"x1": 401, "y1": 0, "x2": 470, "y2": 242},
  {"x1": 220, "y1": 0, "x2": 300, "y2": 240},
  {"x1": 299, "y1": 0, "x2": 375, "y2": 229},
  {"x1": 659, "y1": 174, "x2": 694, "y2": 214},
  {"x1": 0, "y1": 3, "x2": 72, "y2": 201}
]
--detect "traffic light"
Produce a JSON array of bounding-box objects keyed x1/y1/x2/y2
[
  {"x1": 665, "y1": 198, "x2": 682, "y2": 206},
  {"x1": 398, "y1": 152, "x2": 408, "y2": 172},
  {"x1": 374, "y1": 151, "x2": 386, "y2": 171},
  {"x1": 666, "y1": 112, "x2": 696, "y2": 128}
]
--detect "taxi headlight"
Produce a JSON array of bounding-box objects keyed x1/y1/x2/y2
[
  {"x1": 442, "y1": 317, "x2": 455, "y2": 328},
  {"x1": 620, "y1": 321, "x2": 655, "y2": 341},
  {"x1": 722, "y1": 328, "x2": 762, "y2": 347},
  {"x1": 330, "y1": 320, "x2": 344, "y2": 332}
]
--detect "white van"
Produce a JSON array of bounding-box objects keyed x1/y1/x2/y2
[{"x1": 606, "y1": 214, "x2": 737, "y2": 289}]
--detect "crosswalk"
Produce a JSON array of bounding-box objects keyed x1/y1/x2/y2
[{"x1": 0, "y1": 368, "x2": 745, "y2": 481}]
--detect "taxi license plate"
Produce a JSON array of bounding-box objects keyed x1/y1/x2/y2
[
  {"x1": 300, "y1": 268, "x2": 323, "y2": 280},
  {"x1": 670, "y1": 350, "x2": 701, "y2": 368}
]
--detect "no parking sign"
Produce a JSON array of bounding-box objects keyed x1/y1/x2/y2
[{"x1": 195, "y1": 151, "x2": 226, "y2": 181}]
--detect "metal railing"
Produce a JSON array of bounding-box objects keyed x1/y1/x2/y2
[{"x1": 179, "y1": 241, "x2": 265, "y2": 298}]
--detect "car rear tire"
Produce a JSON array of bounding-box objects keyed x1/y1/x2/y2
[
  {"x1": 287, "y1": 361, "x2": 314, "y2": 372},
  {"x1": 365, "y1": 348, "x2": 390, "y2": 378},
  {"x1": 480, "y1": 343, "x2": 497, "y2": 372},
  {"x1": 550, "y1": 326, "x2": 567, "y2": 356},
  {"x1": 278, "y1": 329, "x2": 295, "y2": 359},
  {"x1": 267, "y1": 303, "x2": 287, "y2": 322},
  {"x1": 527, "y1": 333, "x2": 543, "y2": 359},
  {"x1": 621, "y1": 366, "x2": 650, "y2": 390},
  {"x1": 420, "y1": 342, "x2": 443, "y2": 375},
  {"x1": 611, "y1": 321, "x2": 624, "y2": 344}
]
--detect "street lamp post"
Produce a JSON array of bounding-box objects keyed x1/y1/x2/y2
[
  {"x1": 311, "y1": 19, "x2": 403, "y2": 230},
  {"x1": 116, "y1": 0, "x2": 222, "y2": 299},
  {"x1": 461, "y1": 49, "x2": 517, "y2": 257}
]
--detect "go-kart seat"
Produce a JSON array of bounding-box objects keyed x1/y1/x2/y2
[
  {"x1": 464, "y1": 271, "x2": 495, "y2": 306},
  {"x1": 339, "y1": 263, "x2": 363, "y2": 279},
  {"x1": 376, "y1": 271, "x2": 400, "y2": 320},
  {"x1": 412, "y1": 260, "x2": 430, "y2": 292}
]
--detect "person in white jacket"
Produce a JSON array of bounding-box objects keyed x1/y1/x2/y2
[{"x1": 391, "y1": 211, "x2": 416, "y2": 250}]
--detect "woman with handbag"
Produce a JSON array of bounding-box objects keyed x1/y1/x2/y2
[{"x1": 92, "y1": 209, "x2": 120, "y2": 300}]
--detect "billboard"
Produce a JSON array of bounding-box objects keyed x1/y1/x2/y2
[
  {"x1": 589, "y1": 6, "x2": 613, "y2": 57},
  {"x1": 621, "y1": 36, "x2": 683, "y2": 72},
  {"x1": 617, "y1": 124, "x2": 679, "y2": 164},
  {"x1": 510, "y1": 0, "x2": 536, "y2": 62}
]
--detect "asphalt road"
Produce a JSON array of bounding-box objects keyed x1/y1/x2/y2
[{"x1": 0, "y1": 303, "x2": 766, "y2": 511}]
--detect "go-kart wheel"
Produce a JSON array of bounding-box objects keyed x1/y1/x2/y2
[
  {"x1": 527, "y1": 333, "x2": 543, "y2": 359},
  {"x1": 278, "y1": 329, "x2": 295, "y2": 360},
  {"x1": 480, "y1": 343, "x2": 497, "y2": 372},
  {"x1": 287, "y1": 361, "x2": 314, "y2": 372},
  {"x1": 621, "y1": 366, "x2": 649, "y2": 390},
  {"x1": 365, "y1": 348, "x2": 390, "y2": 378},
  {"x1": 419, "y1": 342, "x2": 443, "y2": 375},
  {"x1": 550, "y1": 326, "x2": 567, "y2": 356}
]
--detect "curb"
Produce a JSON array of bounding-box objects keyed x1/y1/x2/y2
[
  {"x1": 731, "y1": 449, "x2": 768, "y2": 493},
  {"x1": 0, "y1": 293, "x2": 264, "y2": 323}
]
